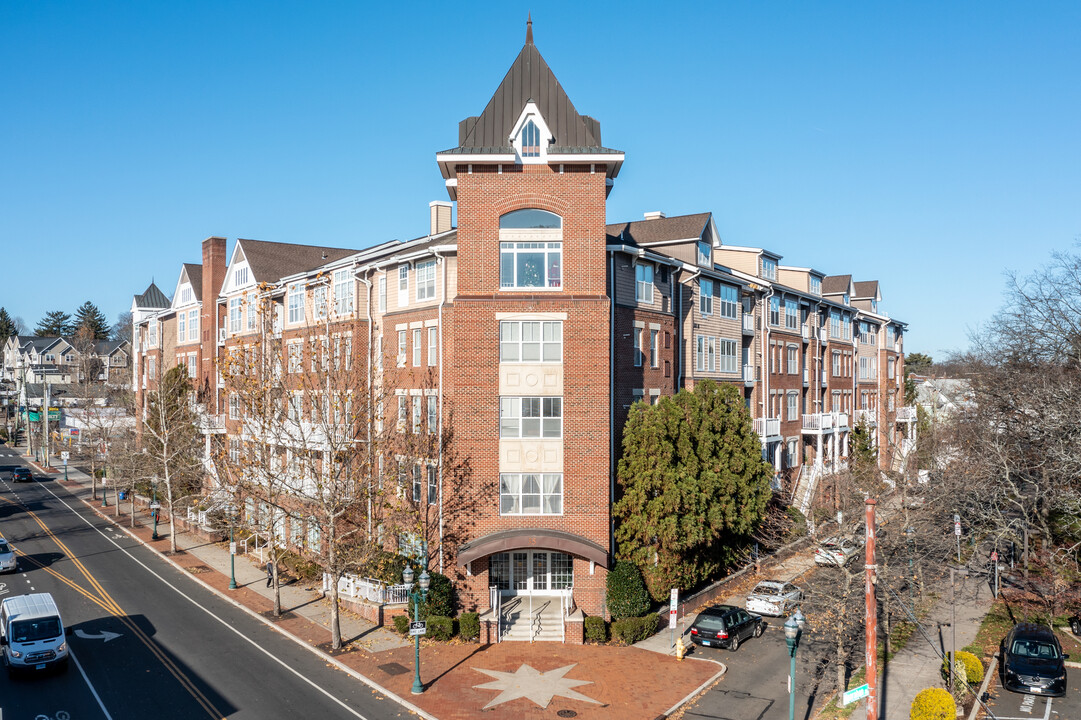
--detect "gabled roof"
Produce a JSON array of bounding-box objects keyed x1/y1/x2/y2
[
  {"x1": 606, "y1": 213, "x2": 712, "y2": 247},
  {"x1": 822, "y1": 275, "x2": 852, "y2": 295},
  {"x1": 238, "y1": 239, "x2": 355, "y2": 285},
  {"x1": 182, "y1": 264, "x2": 203, "y2": 302},
  {"x1": 134, "y1": 282, "x2": 170, "y2": 309},
  {"x1": 852, "y1": 280, "x2": 879, "y2": 300},
  {"x1": 449, "y1": 20, "x2": 616, "y2": 155}
]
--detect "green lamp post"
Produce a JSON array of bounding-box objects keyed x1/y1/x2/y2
[
  {"x1": 784, "y1": 609, "x2": 807, "y2": 720},
  {"x1": 402, "y1": 566, "x2": 431, "y2": 695},
  {"x1": 151, "y1": 479, "x2": 160, "y2": 541}
]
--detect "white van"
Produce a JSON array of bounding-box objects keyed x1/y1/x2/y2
[{"x1": 0, "y1": 593, "x2": 70, "y2": 673}]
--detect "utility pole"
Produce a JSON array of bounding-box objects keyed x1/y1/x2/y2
[
  {"x1": 43, "y1": 379, "x2": 50, "y2": 468},
  {"x1": 865, "y1": 498, "x2": 878, "y2": 720}
]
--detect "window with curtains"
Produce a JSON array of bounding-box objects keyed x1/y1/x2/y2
[{"x1": 500, "y1": 473, "x2": 562, "y2": 515}]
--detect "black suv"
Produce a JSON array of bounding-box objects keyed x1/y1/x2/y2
[
  {"x1": 11, "y1": 468, "x2": 32, "y2": 483},
  {"x1": 1001, "y1": 622, "x2": 1068, "y2": 696},
  {"x1": 689, "y1": 604, "x2": 764, "y2": 651}
]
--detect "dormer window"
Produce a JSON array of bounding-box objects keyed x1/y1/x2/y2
[
  {"x1": 521, "y1": 120, "x2": 541, "y2": 157},
  {"x1": 761, "y1": 257, "x2": 777, "y2": 281},
  {"x1": 843, "y1": 293, "x2": 850, "y2": 305},
  {"x1": 697, "y1": 240, "x2": 712, "y2": 267},
  {"x1": 810, "y1": 276, "x2": 821, "y2": 296},
  {"x1": 871, "y1": 299, "x2": 878, "y2": 312}
]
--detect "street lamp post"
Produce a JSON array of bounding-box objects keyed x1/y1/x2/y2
[
  {"x1": 101, "y1": 466, "x2": 108, "y2": 507},
  {"x1": 228, "y1": 525, "x2": 237, "y2": 590},
  {"x1": 402, "y1": 566, "x2": 431, "y2": 695},
  {"x1": 784, "y1": 609, "x2": 807, "y2": 720}
]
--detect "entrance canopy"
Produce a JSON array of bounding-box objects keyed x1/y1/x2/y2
[{"x1": 457, "y1": 528, "x2": 609, "y2": 569}]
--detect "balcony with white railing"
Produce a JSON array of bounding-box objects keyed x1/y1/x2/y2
[
  {"x1": 836, "y1": 412, "x2": 849, "y2": 429},
  {"x1": 802, "y1": 412, "x2": 837, "y2": 433},
  {"x1": 742, "y1": 314, "x2": 755, "y2": 335},
  {"x1": 754, "y1": 417, "x2": 781, "y2": 439},
  {"x1": 801, "y1": 325, "x2": 810, "y2": 342},
  {"x1": 743, "y1": 364, "x2": 755, "y2": 385},
  {"x1": 855, "y1": 408, "x2": 877, "y2": 427},
  {"x1": 896, "y1": 406, "x2": 917, "y2": 422}
]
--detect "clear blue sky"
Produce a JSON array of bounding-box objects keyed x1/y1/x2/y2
[{"x1": 2, "y1": 2, "x2": 1079, "y2": 359}]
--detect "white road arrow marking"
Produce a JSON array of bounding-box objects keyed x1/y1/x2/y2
[{"x1": 74, "y1": 629, "x2": 121, "y2": 643}]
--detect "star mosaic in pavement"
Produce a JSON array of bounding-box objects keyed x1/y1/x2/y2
[{"x1": 472, "y1": 663, "x2": 601, "y2": 710}]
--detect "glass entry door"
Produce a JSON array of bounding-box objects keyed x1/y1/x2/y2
[{"x1": 491, "y1": 551, "x2": 572, "y2": 596}]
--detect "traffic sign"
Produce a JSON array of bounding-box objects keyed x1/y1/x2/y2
[
  {"x1": 149, "y1": 502, "x2": 161, "y2": 510},
  {"x1": 842, "y1": 683, "x2": 870, "y2": 705},
  {"x1": 60, "y1": 451, "x2": 70, "y2": 461},
  {"x1": 229, "y1": 542, "x2": 237, "y2": 555},
  {"x1": 954, "y1": 522, "x2": 961, "y2": 537},
  {"x1": 669, "y1": 589, "x2": 678, "y2": 629},
  {"x1": 409, "y1": 621, "x2": 427, "y2": 637}
]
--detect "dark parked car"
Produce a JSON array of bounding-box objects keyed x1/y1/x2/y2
[
  {"x1": 11, "y1": 468, "x2": 32, "y2": 483},
  {"x1": 689, "y1": 604, "x2": 764, "y2": 651},
  {"x1": 1000, "y1": 622, "x2": 1068, "y2": 697}
]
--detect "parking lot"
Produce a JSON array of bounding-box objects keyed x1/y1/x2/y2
[{"x1": 983, "y1": 667, "x2": 1081, "y2": 719}]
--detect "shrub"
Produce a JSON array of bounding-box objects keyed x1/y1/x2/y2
[
  {"x1": 362, "y1": 551, "x2": 413, "y2": 586},
  {"x1": 942, "y1": 650, "x2": 983, "y2": 685},
  {"x1": 910, "y1": 688, "x2": 955, "y2": 720},
  {"x1": 406, "y1": 572, "x2": 458, "y2": 621},
  {"x1": 611, "y1": 613, "x2": 660, "y2": 645},
  {"x1": 785, "y1": 506, "x2": 807, "y2": 538},
  {"x1": 606, "y1": 561, "x2": 651, "y2": 619},
  {"x1": 392, "y1": 614, "x2": 410, "y2": 635},
  {"x1": 939, "y1": 654, "x2": 972, "y2": 692},
  {"x1": 458, "y1": 611, "x2": 480, "y2": 641},
  {"x1": 585, "y1": 616, "x2": 608, "y2": 644},
  {"x1": 426, "y1": 615, "x2": 454, "y2": 641}
]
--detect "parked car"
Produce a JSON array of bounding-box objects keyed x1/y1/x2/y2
[
  {"x1": 1000, "y1": 622, "x2": 1068, "y2": 696},
  {"x1": 814, "y1": 537, "x2": 860, "y2": 567},
  {"x1": 0, "y1": 539, "x2": 14, "y2": 574},
  {"x1": 745, "y1": 580, "x2": 803, "y2": 617},
  {"x1": 11, "y1": 468, "x2": 32, "y2": 483},
  {"x1": 689, "y1": 604, "x2": 765, "y2": 651}
]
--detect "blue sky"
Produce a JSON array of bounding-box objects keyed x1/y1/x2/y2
[{"x1": 2, "y1": 2, "x2": 1078, "y2": 358}]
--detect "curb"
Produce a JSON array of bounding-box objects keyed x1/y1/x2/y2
[
  {"x1": 966, "y1": 655, "x2": 997, "y2": 720},
  {"x1": 62, "y1": 476, "x2": 440, "y2": 720},
  {"x1": 656, "y1": 658, "x2": 726, "y2": 719}
]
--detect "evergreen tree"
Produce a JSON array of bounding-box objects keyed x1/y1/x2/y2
[
  {"x1": 34, "y1": 310, "x2": 73, "y2": 337},
  {"x1": 0, "y1": 307, "x2": 15, "y2": 340},
  {"x1": 614, "y1": 380, "x2": 773, "y2": 600},
  {"x1": 73, "y1": 301, "x2": 110, "y2": 340}
]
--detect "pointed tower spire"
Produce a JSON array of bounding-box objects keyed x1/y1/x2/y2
[{"x1": 526, "y1": 12, "x2": 533, "y2": 45}]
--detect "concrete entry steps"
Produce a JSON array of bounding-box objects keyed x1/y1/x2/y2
[{"x1": 499, "y1": 595, "x2": 563, "y2": 642}]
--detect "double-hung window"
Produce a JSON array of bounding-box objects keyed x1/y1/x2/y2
[
  {"x1": 770, "y1": 296, "x2": 781, "y2": 326},
  {"x1": 427, "y1": 396, "x2": 437, "y2": 433},
  {"x1": 719, "y1": 284, "x2": 738, "y2": 319},
  {"x1": 499, "y1": 321, "x2": 562, "y2": 362},
  {"x1": 633, "y1": 329, "x2": 642, "y2": 368},
  {"x1": 412, "y1": 329, "x2": 422, "y2": 367},
  {"x1": 412, "y1": 396, "x2": 422, "y2": 433},
  {"x1": 785, "y1": 299, "x2": 798, "y2": 330},
  {"x1": 397, "y1": 330, "x2": 406, "y2": 367},
  {"x1": 228, "y1": 298, "x2": 242, "y2": 334},
  {"x1": 700, "y1": 278, "x2": 714, "y2": 315},
  {"x1": 787, "y1": 345, "x2": 798, "y2": 374},
  {"x1": 650, "y1": 329, "x2": 659, "y2": 368},
  {"x1": 718, "y1": 339, "x2": 737, "y2": 373},
  {"x1": 416, "y1": 260, "x2": 436, "y2": 301},
  {"x1": 288, "y1": 284, "x2": 305, "y2": 324},
  {"x1": 697, "y1": 240, "x2": 712, "y2": 266},
  {"x1": 500, "y1": 242, "x2": 562, "y2": 289},
  {"x1": 397, "y1": 396, "x2": 408, "y2": 431},
  {"x1": 428, "y1": 327, "x2": 438, "y2": 366},
  {"x1": 830, "y1": 310, "x2": 841, "y2": 339},
  {"x1": 378, "y1": 276, "x2": 386, "y2": 313},
  {"x1": 887, "y1": 357, "x2": 895, "y2": 379},
  {"x1": 333, "y1": 269, "x2": 354, "y2": 316},
  {"x1": 832, "y1": 351, "x2": 842, "y2": 377},
  {"x1": 500, "y1": 473, "x2": 562, "y2": 515},
  {"x1": 246, "y1": 292, "x2": 257, "y2": 330},
  {"x1": 787, "y1": 392, "x2": 799, "y2": 421},
  {"x1": 499, "y1": 397, "x2": 562, "y2": 438},
  {"x1": 761, "y1": 257, "x2": 777, "y2": 280},
  {"x1": 635, "y1": 264, "x2": 654, "y2": 303},
  {"x1": 427, "y1": 467, "x2": 437, "y2": 505},
  {"x1": 810, "y1": 276, "x2": 822, "y2": 295},
  {"x1": 412, "y1": 465, "x2": 422, "y2": 503},
  {"x1": 287, "y1": 342, "x2": 302, "y2": 373},
  {"x1": 188, "y1": 309, "x2": 199, "y2": 342}
]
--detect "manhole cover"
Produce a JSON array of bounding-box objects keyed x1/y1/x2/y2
[
  {"x1": 556, "y1": 711, "x2": 578, "y2": 718},
  {"x1": 378, "y1": 662, "x2": 409, "y2": 676}
]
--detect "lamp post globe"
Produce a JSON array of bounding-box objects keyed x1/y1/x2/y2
[
  {"x1": 402, "y1": 566, "x2": 415, "y2": 585},
  {"x1": 418, "y1": 569, "x2": 430, "y2": 591}
]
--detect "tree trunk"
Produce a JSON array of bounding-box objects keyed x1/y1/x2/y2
[
  {"x1": 329, "y1": 534, "x2": 341, "y2": 649},
  {"x1": 130, "y1": 490, "x2": 136, "y2": 528},
  {"x1": 165, "y1": 471, "x2": 178, "y2": 554},
  {"x1": 272, "y1": 554, "x2": 281, "y2": 617}
]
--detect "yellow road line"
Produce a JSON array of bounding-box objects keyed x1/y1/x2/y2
[{"x1": 3, "y1": 495, "x2": 225, "y2": 719}]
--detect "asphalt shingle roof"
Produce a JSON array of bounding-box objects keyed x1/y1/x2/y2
[
  {"x1": 183, "y1": 263, "x2": 204, "y2": 302},
  {"x1": 852, "y1": 280, "x2": 879, "y2": 299},
  {"x1": 606, "y1": 213, "x2": 711, "y2": 247},
  {"x1": 822, "y1": 275, "x2": 852, "y2": 295},
  {"x1": 238, "y1": 239, "x2": 356, "y2": 284}
]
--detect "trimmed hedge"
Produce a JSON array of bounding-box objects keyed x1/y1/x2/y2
[
  {"x1": 606, "y1": 561, "x2": 651, "y2": 620},
  {"x1": 405, "y1": 572, "x2": 458, "y2": 621},
  {"x1": 459, "y1": 612, "x2": 480, "y2": 641},
  {"x1": 941, "y1": 650, "x2": 983, "y2": 685},
  {"x1": 585, "y1": 616, "x2": 608, "y2": 644},
  {"x1": 611, "y1": 613, "x2": 660, "y2": 645},
  {"x1": 910, "y1": 688, "x2": 956, "y2": 720},
  {"x1": 426, "y1": 615, "x2": 454, "y2": 641},
  {"x1": 392, "y1": 614, "x2": 410, "y2": 635}
]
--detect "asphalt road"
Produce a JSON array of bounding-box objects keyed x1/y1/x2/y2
[
  {"x1": 983, "y1": 666, "x2": 1081, "y2": 720},
  {"x1": 0, "y1": 450, "x2": 411, "y2": 720}
]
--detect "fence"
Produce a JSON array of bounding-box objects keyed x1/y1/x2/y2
[{"x1": 322, "y1": 573, "x2": 412, "y2": 605}]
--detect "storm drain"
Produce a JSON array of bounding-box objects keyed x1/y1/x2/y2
[{"x1": 377, "y1": 662, "x2": 409, "y2": 676}]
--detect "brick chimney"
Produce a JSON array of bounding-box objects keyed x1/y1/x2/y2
[
  {"x1": 429, "y1": 201, "x2": 453, "y2": 235},
  {"x1": 201, "y1": 236, "x2": 227, "y2": 406}
]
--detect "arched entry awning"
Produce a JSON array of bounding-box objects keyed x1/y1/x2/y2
[{"x1": 457, "y1": 528, "x2": 609, "y2": 569}]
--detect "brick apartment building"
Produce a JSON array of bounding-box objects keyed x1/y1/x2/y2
[{"x1": 132, "y1": 22, "x2": 913, "y2": 634}]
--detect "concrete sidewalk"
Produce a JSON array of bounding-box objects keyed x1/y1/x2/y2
[
  {"x1": 30, "y1": 454, "x2": 724, "y2": 720},
  {"x1": 857, "y1": 571, "x2": 993, "y2": 720}
]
